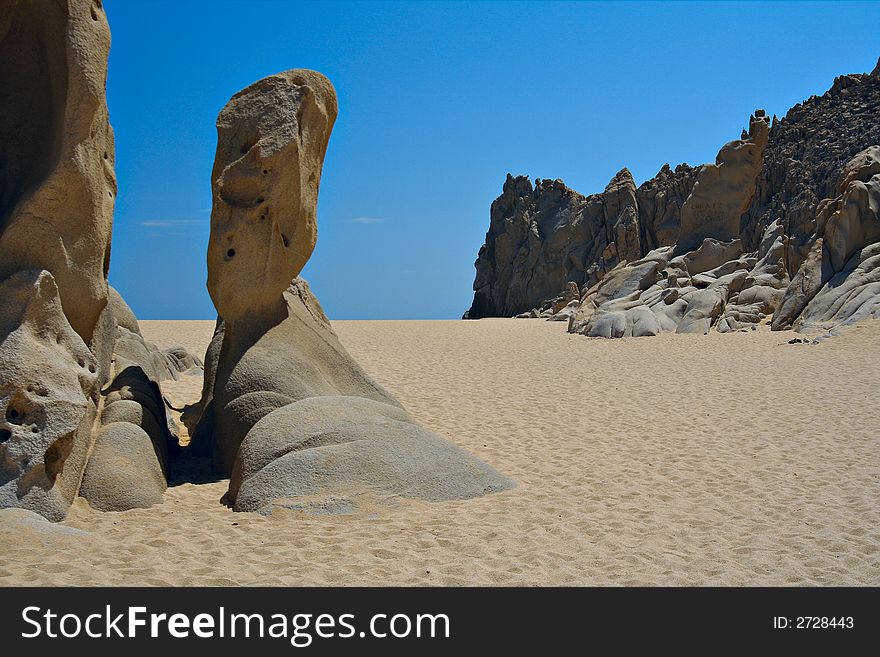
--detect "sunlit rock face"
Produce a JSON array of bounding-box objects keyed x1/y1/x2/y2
[
  {"x1": 0, "y1": 0, "x2": 116, "y2": 347},
  {"x1": 206, "y1": 70, "x2": 337, "y2": 323}
]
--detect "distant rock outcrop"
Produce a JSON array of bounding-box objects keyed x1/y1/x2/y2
[
  {"x1": 193, "y1": 70, "x2": 513, "y2": 513},
  {"x1": 468, "y1": 58, "x2": 880, "y2": 339},
  {"x1": 465, "y1": 164, "x2": 698, "y2": 320},
  {"x1": 742, "y1": 61, "x2": 880, "y2": 274}
]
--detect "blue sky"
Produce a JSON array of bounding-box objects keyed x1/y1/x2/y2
[{"x1": 105, "y1": 1, "x2": 880, "y2": 319}]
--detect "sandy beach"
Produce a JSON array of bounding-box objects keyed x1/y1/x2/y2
[{"x1": 1, "y1": 318, "x2": 877, "y2": 586}]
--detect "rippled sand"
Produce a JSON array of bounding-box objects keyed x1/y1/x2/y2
[{"x1": 1, "y1": 318, "x2": 878, "y2": 586}]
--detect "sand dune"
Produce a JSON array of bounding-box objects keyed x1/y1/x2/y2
[{"x1": 1, "y1": 318, "x2": 878, "y2": 586}]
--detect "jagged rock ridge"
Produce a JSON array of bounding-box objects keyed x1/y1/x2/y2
[
  {"x1": 467, "y1": 58, "x2": 880, "y2": 338},
  {"x1": 466, "y1": 163, "x2": 698, "y2": 319}
]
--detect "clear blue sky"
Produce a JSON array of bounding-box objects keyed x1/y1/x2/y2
[{"x1": 105, "y1": 1, "x2": 880, "y2": 320}]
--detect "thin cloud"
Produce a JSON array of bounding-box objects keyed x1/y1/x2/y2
[
  {"x1": 351, "y1": 216, "x2": 385, "y2": 224},
  {"x1": 138, "y1": 219, "x2": 207, "y2": 228}
]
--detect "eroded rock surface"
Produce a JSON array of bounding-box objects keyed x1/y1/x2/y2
[
  {"x1": 675, "y1": 112, "x2": 770, "y2": 252},
  {"x1": 772, "y1": 146, "x2": 880, "y2": 333},
  {"x1": 0, "y1": 271, "x2": 98, "y2": 520},
  {"x1": 0, "y1": 1, "x2": 114, "y2": 519},
  {"x1": 0, "y1": 1, "x2": 199, "y2": 518},
  {"x1": 0, "y1": 0, "x2": 116, "y2": 347},
  {"x1": 195, "y1": 70, "x2": 513, "y2": 512},
  {"x1": 207, "y1": 70, "x2": 337, "y2": 323}
]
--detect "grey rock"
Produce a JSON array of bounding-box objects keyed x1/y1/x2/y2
[
  {"x1": 773, "y1": 147, "x2": 880, "y2": 332},
  {"x1": 79, "y1": 422, "x2": 166, "y2": 511},
  {"x1": 743, "y1": 65, "x2": 880, "y2": 274},
  {"x1": 228, "y1": 396, "x2": 515, "y2": 514},
  {"x1": 0, "y1": 270, "x2": 98, "y2": 521},
  {"x1": 0, "y1": 508, "x2": 88, "y2": 537},
  {"x1": 470, "y1": 58, "x2": 880, "y2": 342}
]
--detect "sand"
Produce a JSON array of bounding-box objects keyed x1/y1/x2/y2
[{"x1": 1, "y1": 318, "x2": 878, "y2": 586}]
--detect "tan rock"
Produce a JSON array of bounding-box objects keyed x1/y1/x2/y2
[
  {"x1": 206, "y1": 70, "x2": 337, "y2": 322},
  {"x1": 0, "y1": 0, "x2": 125, "y2": 521},
  {"x1": 108, "y1": 286, "x2": 140, "y2": 336},
  {"x1": 675, "y1": 112, "x2": 769, "y2": 252},
  {"x1": 0, "y1": 0, "x2": 116, "y2": 350}
]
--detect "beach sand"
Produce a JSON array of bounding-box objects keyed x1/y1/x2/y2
[{"x1": 1, "y1": 318, "x2": 878, "y2": 586}]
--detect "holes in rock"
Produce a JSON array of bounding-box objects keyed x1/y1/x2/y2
[
  {"x1": 88, "y1": 364, "x2": 96, "y2": 374},
  {"x1": 31, "y1": 427, "x2": 38, "y2": 434},
  {"x1": 281, "y1": 234, "x2": 290, "y2": 248},
  {"x1": 226, "y1": 248, "x2": 236, "y2": 259},
  {"x1": 239, "y1": 136, "x2": 258, "y2": 155},
  {"x1": 90, "y1": 6, "x2": 98, "y2": 20},
  {"x1": 0, "y1": 429, "x2": 10, "y2": 443},
  {"x1": 256, "y1": 196, "x2": 265, "y2": 205},
  {"x1": 6, "y1": 407, "x2": 22, "y2": 424},
  {"x1": 44, "y1": 434, "x2": 74, "y2": 483},
  {"x1": 262, "y1": 169, "x2": 268, "y2": 175}
]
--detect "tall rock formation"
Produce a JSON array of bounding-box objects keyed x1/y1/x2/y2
[
  {"x1": 192, "y1": 70, "x2": 513, "y2": 513},
  {"x1": 771, "y1": 146, "x2": 880, "y2": 332},
  {"x1": 743, "y1": 59, "x2": 880, "y2": 275},
  {"x1": 0, "y1": 0, "x2": 116, "y2": 519},
  {"x1": 0, "y1": 0, "x2": 116, "y2": 346},
  {"x1": 1, "y1": 1, "x2": 199, "y2": 520}
]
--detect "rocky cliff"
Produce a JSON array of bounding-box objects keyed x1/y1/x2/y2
[
  {"x1": 467, "y1": 58, "x2": 880, "y2": 331},
  {"x1": 466, "y1": 164, "x2": 697, "y2": 319}
]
